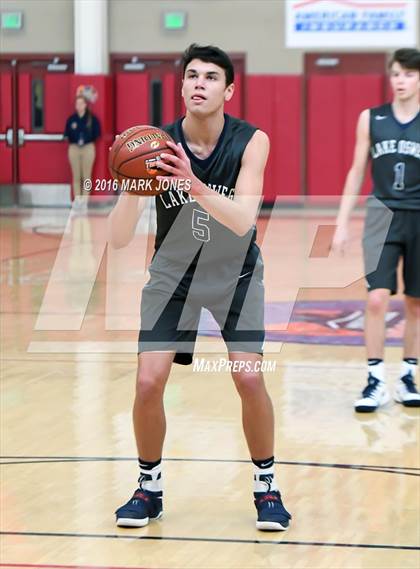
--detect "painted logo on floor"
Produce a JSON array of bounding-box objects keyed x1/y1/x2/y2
[{"x1": 198, "y1": 300, "x2": 404, "y2": 346}]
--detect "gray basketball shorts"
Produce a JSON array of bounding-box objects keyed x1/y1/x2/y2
[{"x1": 138, "y1": 255, "x2": 265, "y2": 365}]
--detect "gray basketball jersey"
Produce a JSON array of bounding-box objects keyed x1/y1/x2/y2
[
  {"x1": 369, "y1": 103, "x2": 420, "y2": 210},
  {"x1": 154, "y1": 114, "x2": 261, "y2": 269}
]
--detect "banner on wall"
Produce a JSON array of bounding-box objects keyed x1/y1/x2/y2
[
  {"x1": 286, "y1": 0, "x2": 418, "y2": 47},
  {"x1": 76, "y1": 84, "x2": 98, "y2": 103}
]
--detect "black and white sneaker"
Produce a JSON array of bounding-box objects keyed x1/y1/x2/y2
[
  {"x1": 354, "y1": 374, "x2": 390, "y2": 413},
  {"x1": 394, "y1": 373, "x2": 420, "y2": 407}
]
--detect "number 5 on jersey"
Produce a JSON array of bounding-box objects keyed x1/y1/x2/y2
[{"x1": 192, "y1": 209, "x2": 211, "y2": 242}]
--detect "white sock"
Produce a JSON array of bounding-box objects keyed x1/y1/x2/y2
[
  {"x1": 138, "y1": 462, "x2": 162, "y2": 493},
  {"x1": 401, "y1": 358, "x2": 418, "y2": 380},
  {"x1": 368, "y1": 359, "x2": 385, "y2": 382},
  {"x1": 253, "y1": 460, "x2": 279, "y2": 493}
]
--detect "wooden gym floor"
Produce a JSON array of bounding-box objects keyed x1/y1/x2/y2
[{"x1": 1, "y1": 205, "x2": 419, "y2": 569}]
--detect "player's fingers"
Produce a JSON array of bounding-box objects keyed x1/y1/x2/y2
[
  {"x1": 166, "y1": 140, "x2": 183, "y2": 156},
  {"x1": 160, "y1": 152, "x2": 181, "y2": 165},
  {"x1": 176, "y1": 142, "x2": 190, "y2": 160},
  {"x1": 156, "y1": 161, "x2": 177, "y2": 174},
  {"x1": 109, "y1": 134, "x2": 120, "y2": 150},
  {"x1": 167, "y1": 140, "x2": 188, "y2": 157}
]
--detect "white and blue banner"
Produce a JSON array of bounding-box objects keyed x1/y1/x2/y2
[{"x1": 286, "y1": 0, "x2": 418, "y2": 47}]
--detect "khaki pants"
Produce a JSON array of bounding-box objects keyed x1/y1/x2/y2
[{"x1": 68, "y1": 143, "x2": 96, "y2": 198}]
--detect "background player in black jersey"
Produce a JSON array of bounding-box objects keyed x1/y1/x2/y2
[
  {"x1": 108, "y1": 45, "x2": 291, "y2": 531},
  {"x1": 332, "y1": 48, "x2": 420, "y2": 412}
]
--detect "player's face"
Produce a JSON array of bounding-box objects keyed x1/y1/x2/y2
[
  {"x1": 390, "y1": 62, "x2": 420, "y2": 102},
  {"x1": 182, "y1": 59, "x2": 234, "y2": 116}
]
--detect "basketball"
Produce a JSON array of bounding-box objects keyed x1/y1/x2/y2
[{"x1": 109, "y1": 125, "x2": 176, "y2": 195}]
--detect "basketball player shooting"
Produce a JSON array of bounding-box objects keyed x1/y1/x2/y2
[
  {"x1": 332, "y1": 48, "x2": 420, "y2": 412},
  {"x1": 108, "y1": 44, "x2": 291, "y2": 531}
]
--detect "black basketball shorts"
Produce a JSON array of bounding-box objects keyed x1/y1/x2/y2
[
  {"x1": 363, "y1": 208, "x2": 420, "y2": 297},
  {"x1": 138, "y1": 255, "x2": 265, "y2": 365}
]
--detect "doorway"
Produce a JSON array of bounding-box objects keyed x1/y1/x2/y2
[
  {"x1": 0, "y1": 55, "x2": 74, "y2": 204},
  {"x1": 304, "y1": 53, "x2": 387, "y2": 200}
]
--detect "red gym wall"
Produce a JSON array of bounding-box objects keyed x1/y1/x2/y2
[
  {"x1": 304, "y1": 53, "x2": 387, "y2": 201},
  {"x1": 0, "y1": 70, "x2": 13, "y2": 184},
  {"x1": 246, "y1": 75, "x2": 302, "y2": 203},
  {"x1": 0, "y1": 53, "x2": 388, "y2": 203}
]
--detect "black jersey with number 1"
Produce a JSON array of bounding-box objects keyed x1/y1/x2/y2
[{"x1": 369, "y1": 103, "x2": 420, "y2": 210}]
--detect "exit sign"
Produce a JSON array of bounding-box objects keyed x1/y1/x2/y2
[
  {"x1": 163, "y1": 11, "x2": 187, "y2": 30},
  {"x1": 1, "y1": 12, "x2": 23, "y2": 30}
]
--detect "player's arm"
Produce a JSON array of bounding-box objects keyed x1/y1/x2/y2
[
  {"x1": 158, "y1": 131, "x2": 269, "y2": 236},
  {"x1": 107, "y1": 192, "x2": 149, "y2": 249},
  {"x1": 332, "y1": 109, "x2": 371, "y2": 253}
]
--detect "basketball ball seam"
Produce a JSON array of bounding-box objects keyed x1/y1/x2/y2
[
  {"x1": 109, "y1": 126, "x2": 176, "y2": 192},
  {"x1": 111, "y1": 125, "x2": 166, "y2": 170},
  {"x1": 117, "y1": 144, "x2": 173, "y2": 169}
]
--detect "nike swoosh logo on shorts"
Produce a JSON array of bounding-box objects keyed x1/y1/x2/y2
[
  {"x1": 375, "y1": 115, "x2": 387, "y2": 120},
  {"x1": 238, "y1": 271, "x2": 253, "y2": 279}
]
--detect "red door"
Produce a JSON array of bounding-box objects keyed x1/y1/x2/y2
[
  {"x1": 112, "y1": 53, "x2": 246, "y2": 135},
  {"x1": 224, "y1": 65, "x2": 244, "y2": 118},
  {"x1": 0, "y1": 56, "x2": 74, "y2": 197},
  {"x1": 112, "y1": 56, "x2": 182, "y2": 134},
  {"x1": 305, "y1": 53, "x2": 387, "y2": 202},
  {"x1": 0, "y1": 61, "x2": 13, "y2": 185}
]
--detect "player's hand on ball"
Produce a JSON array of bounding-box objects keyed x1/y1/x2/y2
[
  {"x1": 108, "y1": 134, "x2": 120, "y2": 152},
  {"x1": 156, "y1": 141, "x2": 195, "y2": 189}
]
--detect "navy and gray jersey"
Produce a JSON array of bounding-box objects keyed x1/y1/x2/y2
[
  {"x1": 154, "y1": 114, "x2": 261, "y2": 270},
  {"x1": 369, "y1": 103, "x2": 420, "y2": 210}
]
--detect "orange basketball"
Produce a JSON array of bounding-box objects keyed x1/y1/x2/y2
[{"x1": 109, "y1": 125, "x2": 176, "y2": 195}]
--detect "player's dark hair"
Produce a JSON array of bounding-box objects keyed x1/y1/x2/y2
[
  {"x1": 389, "y1": 48, "x2": 420, "y2": 72},
  {"x1": 182, "y1": 44, "x2": 234, "y2": 86}
]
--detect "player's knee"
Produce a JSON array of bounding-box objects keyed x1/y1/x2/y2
[
  {"x1": 366, "y1": 291, "x2": 389, "y2": 315},
  {"x1": 406, "y1": 298, "x2": 420, "y2": 320},
  {"x1": 135, "y1": 373, "x2": 165, "y2": 402},
  {"x1": 232, "y1": 371, "x2": 264, "y2": 398}
]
